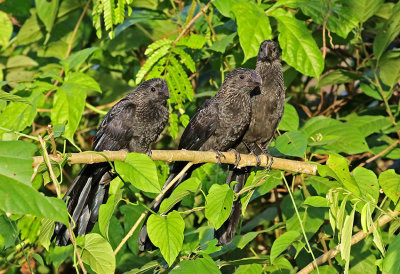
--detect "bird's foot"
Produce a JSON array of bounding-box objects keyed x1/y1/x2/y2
[
  {"x1": 211, "y1": 149, "x2": 226, "y2": 165},
  {"x1": 250, "y1": 151, "x2": 262, "y2": 167},
  {"x1": 262, "y1": 152, "x2": 274, "y2": 171},
  {"x1": 228, "y1": 149, "x2": 241, "y2": 168},
  {"x1": 146, "y1": 150, "x2": 152, "y2": 158}
]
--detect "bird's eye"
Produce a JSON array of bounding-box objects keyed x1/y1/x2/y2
[
  {"x1": 239, "y1": 75, "x2": 244, "y2": 79},
  {"x1": 151, "y1": 87, "x2": 156, "y2": 92}
]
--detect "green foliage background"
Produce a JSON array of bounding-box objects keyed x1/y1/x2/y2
[{"x1": 0, "y1": 0, "x2": 400, "y2": 273}]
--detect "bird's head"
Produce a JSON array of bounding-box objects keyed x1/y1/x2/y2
[
  {"x1": 134, "y1": 78, "x2": 170, "y2": 104},
  {"x1": 222, "y1": 68, "x2": 262, "y2": 93},
  {"x1": 257, "y1": 40, "x2": 280, "y2": 62}
]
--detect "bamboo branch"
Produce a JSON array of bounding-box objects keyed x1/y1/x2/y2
[
  {"x1": 298, "y1": 211, "x2": 400, "y2": 274},
  {"x1": 32, "y1": 149, "x2": 318, "y2": 175}
]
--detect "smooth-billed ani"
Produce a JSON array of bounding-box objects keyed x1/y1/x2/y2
[
  {"x1": 53, "y1": 78, "x2": 170, "y2": 246},
  {"x1": 215, "y1": 40, "x2": 285, "y2": 245},
  {"x1": 139, "y1": 68, "x2": 262, "y2": 251}
]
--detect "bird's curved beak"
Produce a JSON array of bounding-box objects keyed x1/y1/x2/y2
[
  {"x1": 161, "y1": 86, "x2": 170, "y2": 98},
  {"x1": 249, "y1": 72, "x2": 262, "y2": 87}
]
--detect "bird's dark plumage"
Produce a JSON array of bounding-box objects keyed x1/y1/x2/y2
[
  {"x1": 139, "y1": 68, "x2": 262, "y2": 251},
  {"x1": 53, "y1": 78, "x2": 170, "y2": 246},
  {"x1": 215, "y1": 40, "x2": 285, "y2": 245}
]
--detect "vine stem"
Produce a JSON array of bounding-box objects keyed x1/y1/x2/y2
[
  {"x1": 32, "y1": 149, "x2": 318, "y2": 175},
  {"x1": 298, "y1": 211, "x2": 400, "y2": 274},
  {"x1": 38, "y1": 136, "x2": 87, "y2": 274},
  {"x1": 113, "y1": 162, "x2": 194, "y2": 255}
]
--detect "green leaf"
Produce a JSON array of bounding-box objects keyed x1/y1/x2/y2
[
  {"x1": 35, "y1": 0, "x2": 59, "y2": 32},
  {"x1": 373, "y1": 2, "x2": 400, "y2": 59},
  {"x1": 51, "y1": 83, "x2": 86, "y2": 142},
  {"x1": 213, "y1": 0, "x2": 239, "y2": 18},
  {"x1": 382, "y1": 233, "x2": 400, "y2": 273},
  {"x1": 304, "y1": 196, "x2": 329, "y2": 207},
  {"x1": 360, "y1": 82, "x2": 384, "y2": 100},
  {"x1": 98, "y1": 190, "x2": 122, "y2": 240},
  {"x1": 80, "y1": 233, "x2": 116, "y2": 274},
  {"x1": 159, "y1": 177, "x2": 201, "y2": 214},
  {"x1": 147, "y1": 211, "x2": 185, "y2": 266},
  {"x1": 205, "y1": 184, "x2": 234, "y2": 230},
  {"x1": 209, "y1": 33, "x2": 237, "y2": 53},
  {"x1": 115, "y1": 153, "x2": 161, "y2": 193},
  {"x1": 379, "y1": 51, "x2": 400, "y2": 87},
  {"x1": 231, "y1": 1, "x2": 273, "y2": 63},
  {"x1": 60, "y1": 47, "x2": 99, "y2": 74},
  {"x1": 0, "y1": 215, "x2": 18, "y2": 249},
  {"x1": 352, "y1": 167, "x2": 379, "y2": 204},
  {"x1": 0, "y1": 141, "x2": 36, "y2": 185},
  {"x1": 270, "y1": 231, "x2": 300, "y2": 263},
  {"x1": 378, "y1": 169, "x2": 400, "y2": 204},
  {"x1": 65, "y1": 72, "x2": 102, "y2": 93},
  {"x1": 6, "y1": 55, "x2": 38, "y2": 69},
  {"x1": 341, "y1": 207, "x2": 356, "y2": 273},
  {"x1": 235, "y1": 264, "x2": 263, "y2": 274},
  {"x1": 270, "y1": 8, "x2": 324, "y2": 78},
  {"x1": 0, "y1": 90, "x2": 31, "y2": 104},
  {"x1": 120, "y1": 204, "x2": 145, "y2": 254},
  {"x1": 38, "y1": 218, "x2": 55, "y2": 251},
  {"x1": 16, "y1": 12, "x2": 43, "y2": 46},
  {"x1": 0, "y1": 175, "x2": 68, "y2": 224},
  {"x1": 170, "y1": 255, "x2": 221, "y2": 274},
  {"x1": 278, "y1": 103, "x2": 299, "y2": 131},
  {"x1": 0, "y1": 11, "x2": 13, "y2": 48},
  {"x1": 275, "y1": 131, "x2": 307, "y2": 157},
  {"x1": 318, "y1": 69, "x2": 362, "y2": 87},
  {"x1": 326, "y1": 154, "x2": 360, "y2": 196}
]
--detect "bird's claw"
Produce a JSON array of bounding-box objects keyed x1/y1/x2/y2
[
  {"x1": 212, "y1": 149, "x2": 226, "y2": 165},
  {"x1": 228, "y1": 149, "x2": 241, "y2": 168},
  {"x1": 265, "y1": 153, "x2": 274, "y2": 171},
  {"x1": 146, "y1": 150, "x2": 152, "y2": 158},
  {"x1": 250, "y1": 151, "x2": 262, "y2": 167}
]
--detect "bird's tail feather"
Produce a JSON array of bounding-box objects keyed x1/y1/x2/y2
[
  {"x1": 53, "y1": 163, "x2": 111, "y2": 246},
  {"x1": 215, "y1": 166, "x2": 250, "y2": 245}
]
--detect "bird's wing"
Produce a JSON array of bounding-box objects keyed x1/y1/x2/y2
[
  {"x1": 93, "y1": 98, "x2": 137, "y2": 152},
  {"x1": 178, "y1": 98, "x2": 218, "y2": 151}
]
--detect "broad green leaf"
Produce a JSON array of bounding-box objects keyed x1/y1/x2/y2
[
  {"x1": 205, "y1": 184, "x2": 234, "y2": 230},
  {"x1": 35, "y1": 0, "x2": 59, "y2": 32},
  {"x1": 326, "y1": 154, "x2": 360, "y2": 196},
  {"x1": 0, "y1": 175, "x2": 68, "y2": 224},
  {"x1": 80, "y1": 233, "x2": 116, "y2": 274},
  {"x1": 231, "y1": 1, "x2": 272, "y2": 63},
  {"x1": 147, "y1": 211, "x2": 185, "y2": 265},
  {"x1": 209, "y1": 33, "x2": 237, "y2": 53},
  {"x1": 382, "y1": 233, "x2": 400, "y2": 273},
  {"x1": 235, "y1": 264, "x2": 263, "y2": 274},
  {"x1": 379, "y1": 51, "x2": 400, "y2": 87},
  {"x1": 6, "y1": 55, "x2": 38, "y2": 69},
  {"x1": 38, "y1": 218, "x2": 55, "y2": 251},
  {"x1": 213, "y1": 0, "x2": 239, "y2": 18},
  {"x1": 341, "y1": 207, "x2": 355, "y2": 273},
  {"x1": 286, "y1": 207, "x2": 324, "y2": 240},
  {"x1": 61, "y1": 47, "x2": 100, "y2": 74},
  {"x1": 115, "y1": 153, "x2": 161, "y2": 193},
  {"x1": 0, "y1": 11, "x2": 12, "y2": 48},
  {"x1": 159, "y1": 177, "x2": 201, "y2": 213},
  {"x1": 98, "y1": 190, "x2": 122, "y2": 240},
  {"x1": 344, "y1": 114, "x2": 392, "y2": 138},
  {"x1": 0, "y1": 90, "x2": 31, "y2": 104},
  {"x1": 170, "y1": 255, "x2": 221, "y2": 274},
  {"x1": 64, "y1": 72, "x2": 102, "y2": 93},
  {"x1": 120, "y1": 204, "x2": 145, "y2": 254},
  {"x1": 278, "y1": 103, "x2": 299, "y2": 131},
  {"x1": 360, "y1": 82, "x2": 384, "y2": 101},
  {"x1": 270, "y1": 8, "x2": 324, "y2": 78},
  {"x1": 304, "y1": 196, "x2": 329, "y2": 207},
  {"x1": 354, "y1": 0, "x2": 384, "y2": 23},
  {"x1": 51, "y1": 83, "x2": 86, "y2": 142},
  {"x1": 237, "y1": 224, "x2": 283, "y2": 249},
  {"x1": 318, "y1": 69, "x2": 362, "y2": 87},
  {"x1": 270, "y1": 231, "x2": 300, "y2": 263},
  {"x1": 0, "y1": 215, "x2": 18, "y2": 249},
  {"x1": 369, "y1": 214, "x2": 385, "y2": 255},
  {"x1": 352, "y1": 167, "x2": 379, "y2": 204},
  {"x1": 378, "y1": 169, "x2": 400, "y2": 204},
  {"x1": 275, "y1": 131, "x2": 307, "y2": 157},
  {"x1": 373, "y1": 2, "x2": 400, "y2": 59},
  {"x1": 16, "y1": 12, "x2": 43, "y2": 46},
  {"x1": 0, "y1": 141, "x2": 36, "y2": 186}
]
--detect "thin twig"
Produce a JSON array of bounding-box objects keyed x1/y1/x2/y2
[
  {"x1": 358, "y1": 139, "x2": 400, "y2": 167},
  {"x1": 298, "y1": 211, "x2": 400, "y2": 274},
  {"x1": 113, "y1": 162, "x2": 194, "y2": 255},
  {"x1": 32, "y1": 149, "x2": 318, "y2": 175},
  {"x1": 322, "y1": 0, "x2": 331, "y2": 59},
  {"x1": 38, "y1": 136, "x2": 87, "y2": 274},
  {"x1": 45, "y1": 0, "x2": 92, "y2": 98}
]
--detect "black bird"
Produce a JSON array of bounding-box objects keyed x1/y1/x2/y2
[
  {"x1": 139, "y1": 68, "x2": 262, "y2": 251},
  {"x1": 215, "y1": 40, "x2": 285, "y2": 245},
  {"x1": 53, "y1": 78, "x2": 170, "y2": 246}
]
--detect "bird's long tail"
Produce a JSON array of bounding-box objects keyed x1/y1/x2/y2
[
  {"x1": 138, "y1": 162, "x2": 198, "y2": 251},
  {"x1": 215, "y1": 166, "x2": 250, "y2": 245},
  {"x1": 53, "y1": 163, "x2": 112, "y2": 246}
]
